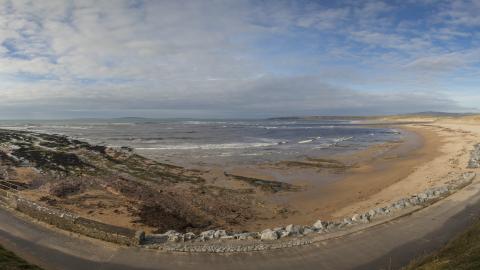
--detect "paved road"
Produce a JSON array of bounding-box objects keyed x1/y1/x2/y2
[{"x1": 1, "y1": 180, "x2": 480, "y2": 270}]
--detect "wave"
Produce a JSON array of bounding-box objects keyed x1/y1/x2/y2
[
  {"x1": 333, "y1": 136, "x2": 353, "y2": 143},
  {"x1": 314, "y1": 143, "x2": 333, "y2": 149},
  {"x1": 109, "y1": 122, "x2": 136, "y2": 126},
  {"x1": 135, "y1": 142, "x2": 279, "y2": 150},
  {"x1": 298, "y1": 136, "x2": 322, "y2": 144}
]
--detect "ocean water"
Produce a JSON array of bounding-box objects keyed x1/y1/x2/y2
[{"x1": 0, "y1": 118, "x2": 402, "y2": 166}]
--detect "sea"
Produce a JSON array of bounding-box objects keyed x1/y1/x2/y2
[{"x1": 0, "y1": 118, "x2": 402, "y2": 167}]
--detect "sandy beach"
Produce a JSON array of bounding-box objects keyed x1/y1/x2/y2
[
  {"x1": 231, "y1": 117, "x2": 480, "y2": 231},
  {"x1": 1, "y1": 116, "x2": 479, "y2": 235},
  {"x1": 331, "y1": 118, "x2": 479, "y2": 218}
]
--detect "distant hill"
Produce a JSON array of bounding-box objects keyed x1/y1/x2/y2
[
  {"x1": 267, "y1": 116, "x2": 377, "y2": 121},
  {"x1": 268, "y1": 112, "x2": 477, "y2": 121},
  {"x1": 399, "y1": 111, "x2": 477, "y2": 117}
]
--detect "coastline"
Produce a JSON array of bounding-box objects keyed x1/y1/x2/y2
[
  {"x1": 330, "y1": 119, "x2": 479, "y2": 220},
  {"x1": 0, "y1": 116, "x2": 479, "y2": 257},
  {"x1": 235, "y1": 124, "x2": 443, "y2": 231},
  {"x1": 0, "y1": 117, "x2": 478, "y2": 236}
]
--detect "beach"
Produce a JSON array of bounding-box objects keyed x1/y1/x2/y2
[{"x1": 0, "y1": 116, "x2": 478, "y2": 235}]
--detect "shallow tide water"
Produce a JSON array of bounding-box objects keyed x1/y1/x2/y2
[{"x1": 0, "y1": 118, "x2": 402, "y2": 167}]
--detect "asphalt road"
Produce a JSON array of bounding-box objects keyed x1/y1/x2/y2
[{"x1": 1, "y1": 180, "x2": 480, "y2": 270}]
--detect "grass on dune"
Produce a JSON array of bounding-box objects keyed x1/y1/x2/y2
[
  {"x1": 0, "y1": 244, "x2": 43, "y2": 270},
  {"x1": 405, "y1": 218, "x2": 480, "y2": 270}
]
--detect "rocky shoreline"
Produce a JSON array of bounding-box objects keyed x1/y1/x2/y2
[
  {"x1": 140, "y1": 171, "x2": 476, "y2": 252},
  {"x1": 0, "y1": 128, "x2": 275, "y2": 233}
]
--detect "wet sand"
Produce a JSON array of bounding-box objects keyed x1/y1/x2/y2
[{"x1": 237, "y1": 124, "x2": 447, "y2": 231}]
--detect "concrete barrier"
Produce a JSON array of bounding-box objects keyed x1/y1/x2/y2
[{"x1": 0, "y1": 190, "x2": 144, "y2": 246}]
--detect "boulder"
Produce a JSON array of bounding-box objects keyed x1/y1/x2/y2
[
  {"x1": 200, "y1": 230, "x2": 216, "y2": 241},
  {"x1": 214, "y1": 230, "x2": 227, "y2": 238},
  {"x1": 360, "y1": 214, "x2": 370, "y2": 223},
  {"x1": 393, "y1": 199, "x2": 406, "y2": 209},
  {"x1": 313, "y1": 220, "x2": 325, "y2": 230},
  {"x1": 302, "y1": 227, "x2": 315, "y2": 235},
  {"x1": 425, "y1": 189, "x2": 436, "y2": 198},
  {"x1": 234, "y1": 232, "x2": 257, "y2": 240},
  {"x1": 418, "y1": 192, "x2": 428, "y2": 201},
  {"x1": 285, "y1": 224, "x2": 303, "y2": 235},
  {"x1": 326, "y1": 222, "x2": 339, "y2": 231},
  {"x1": 278, "y1": 229, "x2": 290, "y2": 238},
  {"x1": 343, "y1": 217, "x2": 353, "y2": 225},
  {"x1": 409, "y1": 196, "x2": 420, "y2": 205},
  {"x1": 184, "y1": 232, "x2": 196, "y2": 240},
  {"x1": 468, "y1": 144, "x2": 480, "y2": 168},
  {"x1": 260, "y1": 229, "x2": 279, "y2": 241},
  {"x1": 463, "y1": 172, "x2": 476, "y2": 181},
  {"x1": 352, "y1": 214, "x2": 361, "y2": 222},
  {"x1": 164, "y1": 231, "x2": 183, "y2": 242}
]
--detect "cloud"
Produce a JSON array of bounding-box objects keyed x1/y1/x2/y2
[
  {"x1": 437, "y1": 0, "x2": 480, "y2": 27},
  {"x1": 0, "y1": 0, "x2": 477, "y2": 118},
  {"x1": 0, "y1": 75, "x2": 467, "y2": 118}
]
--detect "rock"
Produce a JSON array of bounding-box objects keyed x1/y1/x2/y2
[
  {"x1": 278, "y1": 229, "x2": 290, "y2": 238},
  {"x1": 285, "y1": 224, "x2": 303, "y2": 235},
  {"x1": 200, "y1": 230, "x2": 216, "y2": 241},
  {"x1": 352, "y1": 214, "x2": 361, "y2": 222},
  {"x1": 393, "y1": 199, "x2": 407, "y2": 209},
  {"x1": 409, "y1": 196, "x2": 420, "y2": 205},
  {"x1": 360, "y1": 214, "x2": 370, "y2": 223},
  {"x1": 234, "y1": 232, "x2": 258, "y2": 240},
  {"x1": 164, "y1": 231, "x2": 183, "y2": 242},
  {"x1": 326, "y1": 222, "x2": 339, "y2": 231},
  {"x1": 313, "y1": 220, "x2": 325, "y2": 230},
  {"x1": 184, "y1": 232, "x2": 196, "y2": 240},
  {"x1": 260, "y1": 229, "x2": 279, "y2": 241},
  {"x1": 214, "y1": 230, "x2": 227, "y2": 238},
  {"x1": 468, "y1": 144, "x2": 480, "y2": 168},
  {"x1": 302, "y1": 227, "x2": 315, "y2": 235},
  {"x1": 463, "y1": 172, "x2": 476, "y2": 181},
  {"x1": 418, "y1": 192, "x2": 428, "y2": 200},
  {"x1": 425, "y1": 189, "x2": 436, "y2": 198},
  {"x1": 368, "y1": 209, "x2": 376, "y2": 218},
  {"x1": 343, "y1": 217, "x2": 353, "y2": 225}
]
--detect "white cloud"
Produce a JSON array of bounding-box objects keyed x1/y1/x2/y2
[{"x1": 0, "y1": 0, "x2": 477, "y2": 118}]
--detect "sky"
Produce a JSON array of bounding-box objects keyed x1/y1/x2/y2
[{"x1": 0, "y1": 0, "x2": 479, "y2": 119}]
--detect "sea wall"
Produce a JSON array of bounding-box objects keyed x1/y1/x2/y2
[{"x1": 0, "y1": 191, "x2": 144, "y2": 246}]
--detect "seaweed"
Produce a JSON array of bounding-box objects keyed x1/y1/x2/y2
[
  {"x1": 11, "y1": 147, "x2": 91, "y2": 174},
  {"x1": 224, "y1": 172, "x2": 300, "y2": 193}
]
